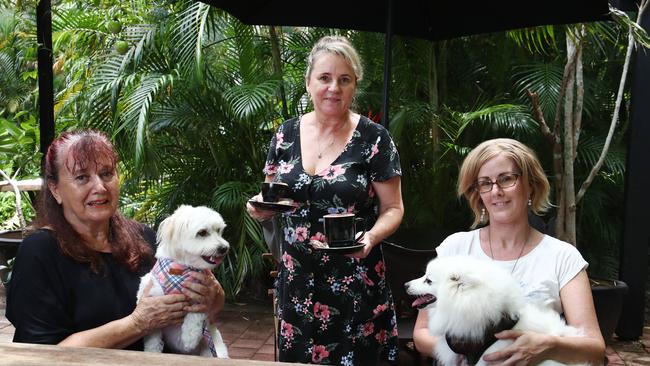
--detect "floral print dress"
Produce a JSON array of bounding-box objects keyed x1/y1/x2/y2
[{"x1": 263, "y1": 115, "x2": 401, "y2": 365}]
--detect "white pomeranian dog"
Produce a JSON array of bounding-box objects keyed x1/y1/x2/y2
[
  {"x1": 137, "y1": 205, "x2": 230, "y2": 357},
  {"x1": 405, "y1": 256, "x2": 585, "y2": 366}
]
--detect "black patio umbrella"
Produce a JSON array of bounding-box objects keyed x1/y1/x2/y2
[
  {"x1": 205, "y1": 0, "x2": 611, "y2": 41},
  {"x1": 200, "y1": 0, "x2": 611, "y2": 126},
  {"x1": 36, "y1": 0, "x2": 612, "y2": 150}
]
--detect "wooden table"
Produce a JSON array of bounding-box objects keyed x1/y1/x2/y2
[{"x1": 1, "y1": 342, "x2": 301, "y2": 366}]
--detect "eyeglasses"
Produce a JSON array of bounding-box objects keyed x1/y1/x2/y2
[{"x1": 474, "y1": 172, "x2": 521, "y2": 193}]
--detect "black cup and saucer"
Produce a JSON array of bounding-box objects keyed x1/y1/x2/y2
[
  {"x1": 315, "y1": 213, "x2": 366, "y2": 254},
  {"x1": 248, "y1": 182, "x2": 296, "y2": 213}
]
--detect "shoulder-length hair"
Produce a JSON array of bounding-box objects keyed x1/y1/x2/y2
[
  {"x1": 34, "y1": 129, "x2": 152, "y2": 273},
  {"x1": 457, "y1": 138, "x2": 551, "y2": 228}
]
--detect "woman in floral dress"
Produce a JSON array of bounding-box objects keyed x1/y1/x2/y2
[{"x1": 247, "y1": 36, "x2": 404, "y2": 365}]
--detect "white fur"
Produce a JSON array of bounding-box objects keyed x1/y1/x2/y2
[
  {"x1": 137, "y1": 205, "x2": 230, "y2": 357},
  {"x1": 405, "y1": 256, "x2": 585, "y2": 366}
]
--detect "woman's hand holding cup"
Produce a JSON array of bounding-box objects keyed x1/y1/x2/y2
[
  {"x1": 246, "y1": 182, "x2": 294, "y2": 222},
  {"x1": 346, "y1": 231, "x2": 375, "y2": 259},
  {"x1": 246, "y1": 193, "x2": 277, "y2": 222}
]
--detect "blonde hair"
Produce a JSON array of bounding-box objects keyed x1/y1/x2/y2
[
  {"x1": 305, "y1": 36, "x2": 363, "y2": 83},
  {"x1": 457, "y1": 138, "x2": 551, "y2": 228}
]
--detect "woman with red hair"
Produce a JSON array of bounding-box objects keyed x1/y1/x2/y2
[{"x1": 7, "y1": 130, "x2": 224, "y2": 350}]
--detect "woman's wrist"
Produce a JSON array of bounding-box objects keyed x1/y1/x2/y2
[
  {"x1": 127, "y1": 312, "x2": 148, "y2": 336},
  {"x1": 365, "y1": 231, "x2": 379, "y2": 247},
  {"x1": 209, "y1": 285, "x2": 226, "y2": 323},
  {"x1": 541, "y1": 334, "x2": 559, "y2": 360},
  {"x1": 257, "y1": 215, "x2": 273, "y2": 223}
]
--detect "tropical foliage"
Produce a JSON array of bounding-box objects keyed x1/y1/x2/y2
[
  {"x1": 1, "y1": 0, "x2": 643, "y2": 296},
  {"x1": 0, "y1": 6, "x2": 39, "y2": 228}
]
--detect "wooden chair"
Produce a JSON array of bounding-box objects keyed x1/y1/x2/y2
[{"x1": 381, "y1": 240, "x2": 437, "y2": 365}]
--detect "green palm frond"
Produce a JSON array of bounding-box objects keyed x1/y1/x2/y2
[
  {"x1": 0, "y1": 8, "x2": 37, "y2": 54},
  {"x1": 388, "y1": 101, "x2": 434, "y2": 144},
  {"x1": 212, "y1": 181, "x2": 256, "y2": 212},
  {"x1": 439, "y1": 103, "x2": 530, "y2": 142},
  {"x1": 0, "y1": 9, "x2": 15, "y2": 39},
  {"x1": 123, "y1": 24, "x2": 158, "y2": 67},
  {"x1": 52, "y1": 9, "x2": 106, "y2": 50},
  {"x1": 506, "y1": 25, "x2": 557, "y2": 54},
  {"x1": 477, "y1": 104, "x2": 538, "y2": 133},
  {"x1": 584, "y1": 18, "x2": 621, "y2": 51},
  {"x1": 222, "y1": 80, "x2": 279, "y2": 119},
  {"x1": 0, "y1": 52, "x2": 24, "y2": 104},
  {"x1": 576, "y1": 135, "x2": 626, "y2": 177},
  {"x1": 172, "y1": 1, "x2": 211, "y2": 77},
  {"x1": 512, "y1": 62, "x2": 563, "y2": 118},
  {"x1": 610, "y1": 5, "x2": 650, "y2": 48},
  {"x1": 119, "y1": 71, "x2": 179, "y2": 165},
  {"x1": 217, "y1": 22, "x2": 273, "y2": 85}
]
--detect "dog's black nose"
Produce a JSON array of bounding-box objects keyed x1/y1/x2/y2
[{"x1": 217, "y1": 246, "x2": 229, "y2": 256}]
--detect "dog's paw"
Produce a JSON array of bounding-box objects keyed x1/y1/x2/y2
[
  {"x1": 211, "y1": 328, "x2": 229, "y2": 358},
  {"x1": 143, "y1": 332, "x2": 164, "y2": 353}
]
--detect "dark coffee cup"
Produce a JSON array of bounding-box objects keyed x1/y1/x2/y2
[
  {"x1": 261, "y1": 182, "x2": 289, "y2": 202},
  {"x1": 322, "y1": 213, "x2": 366, "y2": 247}
]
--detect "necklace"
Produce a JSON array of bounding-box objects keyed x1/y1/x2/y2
[
  {"x1": 315, "y1": 116, "x2": 348, "y2": 159},
  {"x1": 487, "y1": 226, "x2": 531, "y2": 274},
  {"x1": 317, "y1": 136, "x2": 335, "y2": 159}
]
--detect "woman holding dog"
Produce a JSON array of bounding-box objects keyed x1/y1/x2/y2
[
  {"x1": 7, "y1": 130, "x2": 225, "y2": 350},
  {"x1": 247, "y1": 35, "x2": 404, "y2": 365},
  {"x1": 412, "y1": 138, "x2": 605, "y2": 365}
]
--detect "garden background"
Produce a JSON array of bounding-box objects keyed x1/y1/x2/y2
[{"x1": 0, "y1": 0, "x2": 639, "y2": 303}]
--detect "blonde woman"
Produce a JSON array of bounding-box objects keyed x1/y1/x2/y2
[
  {"x1": 413, "y1": 138, "x2": 605, "y2": 365},
  {"x1": 247, "y1": 36, "x2": 403, "y2": 365}
]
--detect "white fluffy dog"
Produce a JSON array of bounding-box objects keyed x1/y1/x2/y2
[
  {"x1": 405, "y1": 256, "x2": 585, "y2": 366},
  {"x1": 137, "y1": 205, "x2": 230, "y2": 357}
]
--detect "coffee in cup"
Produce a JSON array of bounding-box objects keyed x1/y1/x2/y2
[
  {"x1": 322, "y1": 213, "x2": 366, "y2": 248},
  {"x1": 261, "y1": 182, "x2": 289, "y2": 202}
]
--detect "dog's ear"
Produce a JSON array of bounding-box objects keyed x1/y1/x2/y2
[
  {"x1": 157, "y1": 215, "x2": 176, "y2": 247},
  {"x1": 448, "y1": 271, "x2": 481, "y2": 291}
]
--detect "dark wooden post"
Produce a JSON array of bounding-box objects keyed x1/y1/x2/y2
[
  {"x1": 380, "y1": 0, "x2": 393, "y2": 129},
  {"x1": 37, "y1": 0, "x2": 55, "y2": 156},
  {"x1": 616, "y1": 2, "x2": 650, "y2": 340}
]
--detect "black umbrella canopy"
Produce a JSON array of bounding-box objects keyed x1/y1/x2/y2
[
  {"x1": 35, "y1": 0, "x2": 612, "y2": 150},
  {"x1": 202, "y1": 0, "x2": 611, "y2": 41},
  {"x1": 202, "y1": 0, "x2": 611, "y2": 126}
]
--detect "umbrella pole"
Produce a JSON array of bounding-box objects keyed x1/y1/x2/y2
[
  {"x1": 37, "y1": 0, "x2": 55, "y2": 159},
  {"x1": 380, "y1": 0, "x2": 393, "y2": 129}
]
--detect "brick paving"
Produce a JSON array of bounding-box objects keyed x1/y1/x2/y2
[{"x1": 1, "y1": 282, "x2": 650, "y2": 364}]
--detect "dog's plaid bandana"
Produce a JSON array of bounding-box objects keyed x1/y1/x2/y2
[{"x1": 151, "y1": 257, "x2": 218, "y2": 357}]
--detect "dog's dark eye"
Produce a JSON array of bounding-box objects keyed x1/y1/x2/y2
[
  {"x1": 424, "y1": 278, "x2": 432, "y2": 285},
  {"x1": 197, "y1": 229, "x2": 209, "y2": 237}
]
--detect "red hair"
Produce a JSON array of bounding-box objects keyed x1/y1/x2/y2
[{"x1": 35, "y1": 130, "x2": 152, "y2": 273}]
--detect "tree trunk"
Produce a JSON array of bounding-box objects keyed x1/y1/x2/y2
[
  {"x1": 558, "y1": 31, "x2": 580, "y2": 245},
  {"x1": 573, "y1": 26, "x2": 585, "y2": 161},
  {"x1": 0, "y1": 169, "x2": 26, "y2": 229},
  {"x1": 268, "y1": 26, "x2": 288, "y2": 120},
  {"x1": 576, "y1": 3, "x2": 648, "y2": 204}
]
